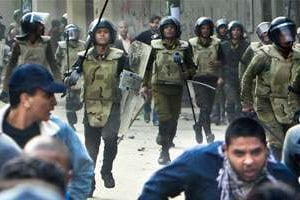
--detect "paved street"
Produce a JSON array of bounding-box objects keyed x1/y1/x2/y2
[{"x1": 52, "y1": 97, "x2": 228, "y2": 200}]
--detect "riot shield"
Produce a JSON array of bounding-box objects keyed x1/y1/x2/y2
[{"x1": 119, "y1": 41, "x2": 152, "y2": 139}]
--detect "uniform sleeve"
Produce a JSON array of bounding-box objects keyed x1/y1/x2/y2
[
  {"x1": 240, "y1": 53, "x2": 269, "y2": 106},
  {"x1": 46, "y1": 41, "x2": 62, "y2": 81},
  {"x1": 58, "y1": 123, "x2": 94, "y2": 200},
  {"x1": 183, "y1": 44, "x2": 196, "y2": 78},
  {"x1": 55, "y1": 45, "x2": 65, "y2": 71},
  {"x1": 3, "y1": 42, "x2": 20, "y2": 92},
  {"x1": 239, "y1": 46, "x2": 254, "y2": 80}
]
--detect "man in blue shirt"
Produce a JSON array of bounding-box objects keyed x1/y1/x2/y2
[{"x1": 139, "y1": 117, "x2": 299, "y2": 200}]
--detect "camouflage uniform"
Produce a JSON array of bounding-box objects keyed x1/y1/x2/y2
[
  {"x1": 55, "y1": 40, "x2": 85, "y2": 129},
  {"x1": 241, "y1": 44, "x2": 300, "y2": 158},
  {"x1": 3, "y1": 36, "x2": 61, "y2": 92},
  {"x1": 189, "y1": 36, "x2": 221, "y2": 141},
  {"x1": 144, "y1": 38, "x2": 195, "y2": 161}
]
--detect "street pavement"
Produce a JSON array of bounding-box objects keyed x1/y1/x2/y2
[{"x1": 52, "y1": 97, "x2": 228, "y2": 200}]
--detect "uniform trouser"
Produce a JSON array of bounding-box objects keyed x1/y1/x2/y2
[
  {"x1": 193, "y1": 76, "x2": 218, "y2": 135},
  {"x1": 224, "y1": 82, "x2": 242, "y2": 123},
  {"x1": 255, "y1": 97, "x2": 289, "y2": 160},
  {"x1": 153, "y1": 86, "x2": 182, "y2": 149},
  {"x1": 84, "y1": 103, "x2": 120, "y2": 190},
  {"x1": 211, "y1": 85, "x2": 226, "y2": 122},
  {"x1": 65, "y1": 88, "x2": 82, "y2": 126}
]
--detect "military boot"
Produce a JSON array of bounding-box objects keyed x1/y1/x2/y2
[
  {"x1": 158, "y1": 146, "x2": 171, "y2": 165},
  {"x1": 156, "y1": 121, "x2": 170, "y2": 145},
  {"x1": 193, "y1": 122, "x2": 203, "y2": 144},
  {"x1": 202, "y1": 119, "x2": 215, "y2": 144}
]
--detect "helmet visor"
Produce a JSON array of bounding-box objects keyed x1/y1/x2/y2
[{"x1": 277, "y1": 26, "x2": 295, "y2": 44}]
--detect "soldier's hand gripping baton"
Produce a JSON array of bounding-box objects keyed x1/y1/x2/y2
[
  {"x1": 173, "y1": 52, "x2": 203, "y2": 143},
  {"x1": 64, "y1": 0, "x2": 109, "y2": 87}
]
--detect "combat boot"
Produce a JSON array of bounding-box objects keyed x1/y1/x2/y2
[
  {"x1": 156, "y1": 121, "x2": 170, "y2": 145},
  {"x1": 193, "y1": 122, "x2": 203, "y2": 144},
  {"x1": 158, "y1": 147, "x2": 171, "y2": 165},
  {"x1": 102, "y1": 173, "x2": 115, "y2": 188},
  {"x1": 202, "y1": 120, "x2": 215, "y2": 144}
]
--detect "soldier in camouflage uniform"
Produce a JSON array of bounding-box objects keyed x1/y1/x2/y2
[
  {"x1": 66, "y1": 19, "x2": 128, "y2": 196},
  {"x1": 55, "y1": 24, "x2": 85, "y2": 130},
  {"x1": 188, "y1": 17, "x2": 223, "y2": 143},
  {"x1": 142, "y1": 16, "x2": 196, "y2": 165},
  {"x1": 0, "y1": 12, "x2": 61, "y2": 102},
  {"x1": 221, "y1": 20, "x2": 249, "y2": 123},
  {"x1": 241, "y1": 17, "x2": 300, "y2": 160}
]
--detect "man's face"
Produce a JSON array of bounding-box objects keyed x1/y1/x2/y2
[
  {"x1": 118, "y1": 23, "x2": 128, "y2": 37},
  {"x1": 26, "y1": 89, "x2": 57, "y2": 121},
  {"x1": 278, "y1": 29, "x2": 294, "y2": 49},
  {"x1": 231, "y1": 27, "x2": 242, "y2": 40},
  {"x1": 150, "y1": 18, "x2": 160, "y2": 31},
  {"x1": 199, "y1": 24, "x2": 211, "y2": 38},
  {"x1": 163, "y1": 24, "x2": 177, "y2": 39},
  {"x1": 95, "y1": 27, "x2": 110, "y2": 45},
  {"x1": 224, "y1": 137, "x2": 268, "y2": 182},
  {"x1": 218, "y1": 26, "x2": 227, "y2": 36}
]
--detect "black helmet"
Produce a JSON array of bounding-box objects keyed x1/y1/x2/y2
[
  {"x1": 20, "y1": 12, "x2": 44, "y2": 37},
  {"x1": 194, "y1": 17, "x2": 214, "y2": 36},
  {"x1": 228, "y1": 20, "x2": 244, "y2": 38},
  {"x1": 159, "y1": 16, "x2": 181, "y2": 38},
  {"x1": 64, "y1": 24, "x2": 80, "y2": 41},
  {"x1": 215, "y1": 18, "x2": 228, "y2": 30},
  {"x1": 88, "y1": 18, "x2": 117, "y2": 44},
  {"x1": 268, "y1": 16, "x2": 296, "y2": 45}
]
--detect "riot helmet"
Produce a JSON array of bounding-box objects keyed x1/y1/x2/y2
[
  {"x1": 159, "y1": 16, "x2": 181, "y2": 38},
  {"x1": 268, "y1": 16, "x2": 296, "y2": 48},
  {"x1": 20, "y1": 12, "x2": 44, "y2": 37},
  {"x1": 64, "y1": 24, "x2": 80, "y2": 41},
  {"x1": 256, "y1": 22, "x2": 271, "y2": 44},
  {"x1": 228, "y1": 20, "x2": 244, "y2": 39},
  {"x1": 88, "y1": 18, "x2": 117, "y2": 44},
  {"x1": 215, "y1": 18, "x2": 228, "y2": 31},
  {"x1": 194, "y1": 17, "x2": 214, "y2": 37}
]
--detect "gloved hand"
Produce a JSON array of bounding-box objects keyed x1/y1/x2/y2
[
  {"x1": 64, "y1": 69, "x2": 81, "y2": 86},
  {"x1": 173, "y1": 52, "x2": 182, "y2": 65}
]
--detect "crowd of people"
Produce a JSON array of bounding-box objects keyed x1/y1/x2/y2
[{"x1": 0, "y1": 7, "x2": 300, "y2": 200}]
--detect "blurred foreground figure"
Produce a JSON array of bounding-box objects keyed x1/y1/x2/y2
[{"x1": 138, "y1": 117, "x2": 299, "y2": 199}]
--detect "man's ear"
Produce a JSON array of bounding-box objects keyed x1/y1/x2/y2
[{"x1": 222, "y1": 143, "x2": 228, "y2": 155}]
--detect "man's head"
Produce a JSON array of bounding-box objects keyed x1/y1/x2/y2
[
  {"x1": 194, "y1": 17, "x2": 214, "y2": 38},
  {"x1": 0, "y1": 157, "x2": 66, "y2": 195},
  {"x1": 149, "y1": 15, "x2": 161, "y2": 32},
  {"x1": 228, "y1": 20, "x2": 244, "y2": 40},
  {"x1": 24, "y1": 136, "x2": 72, "y2": 183},
  {"x1": 8, "y1": 64, "x2": 66, "y2": 121},
  {"x1": 268, "y1": 16, "x2": 296, "y2": 50},
  {"x1": 89, "y1": 18, "x2": 117, "y2": 45},
  {"x1": 224, "y1": 117, "x2": 268, "y2": 182},
  {"x1": 19, "y1": 12, "x2": 45, "y2": 37},
  {"x1": 215, "y1": 18, "x2": 228, "y2": 37},
  {"x1": 64, "y1": 24, "x2": 80, "y2": 41},
  {"x1": 159, "y1": 16, "x2": 181, "y2": 39},
  {"x1": 118, "y1": 20, "x2": 129, "y2": 38},
  {"x1": 256, "y1": 22, "x2": 271, "y2": 45}
]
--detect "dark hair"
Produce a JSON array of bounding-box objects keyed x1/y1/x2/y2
[
  {"x1": 0, "y1": 157, "x2": 66, "y2": 194},
  {"x1": 150, "y1": 15, "x2": 161, "y2": 23},
  {"x1": 246, "y1": 182, "x2": 297, "y2": 200},
  {"x1": 225, "y1": 117, "x2": 266, "y2": 146},
  {"x1": 8, "y1": 88, "x2": 36, "y2": 108}
]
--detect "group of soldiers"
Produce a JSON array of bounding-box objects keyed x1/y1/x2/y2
[{"x1": 1, "y1": 9, "x2": 300, "y2": 197}]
